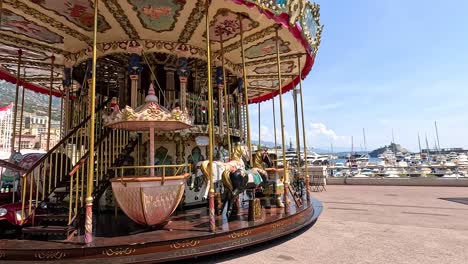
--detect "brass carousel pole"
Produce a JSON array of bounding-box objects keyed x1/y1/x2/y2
[
  {"x1": 205, "y1": 0, "x2": 216, "y2": 233},
  {"x1": 10, "y1": 49, "x2": 22, "y2": 153},
  {"x1": 258, "y1": 103, "x2": 261, "y2": 148},
  {"x1": 275, "y1": 26, "x2": 290, "y2": 212},
  {"x1": 297, "y1": 57, "x2": 310, "y2": 201},
  {"x1": 239, "y1": 13, "x2": 253, "y2": 167},
  {"x1": 220, "y1": 36, "x2": 232, "y2": 158},
  {"x1": 272, "y1": 98, "x2": 278, "y2": 158},
  {"x1": 292, "y1": 87, "x2": 301, "y2": 182},
  {"x1": 46, "y1": 56, "x2": 55, "y2": 152},
  {"x1": 85, "y1": 0, "x2": 99, "y2": 244},
  {"x1": 18, "y1": 69, "x2": 26, "y2": 152}
]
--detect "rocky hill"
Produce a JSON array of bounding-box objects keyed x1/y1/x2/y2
[
  {"x1": 369, "y1": 143, "x2": 409, "y2": 157},
  {"x1": 0, "y1": 81, "x2": 61, "y2": 121}
]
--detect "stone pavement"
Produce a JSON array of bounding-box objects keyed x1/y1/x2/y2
[{"x1": 189, "y1": 185, "x2": 468, "y2": 264}]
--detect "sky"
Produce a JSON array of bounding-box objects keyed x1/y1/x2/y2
[{"x1": 249, "y1": 0, "x2": 468, "y2": 152}]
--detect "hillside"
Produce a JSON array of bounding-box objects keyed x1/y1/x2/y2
[
  {"x1": 369, "y1": 143, "x2": 409, "y2": 157},
  {"x1": 0, "y1": 81, "x2": 61, "y2": 121}
]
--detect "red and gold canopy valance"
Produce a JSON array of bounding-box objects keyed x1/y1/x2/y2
[{"x1": 0, "y1": 0, "x2": 322, "y2": 102}]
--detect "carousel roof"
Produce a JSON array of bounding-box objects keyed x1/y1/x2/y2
[{"x1": 0, "y1": 0, "x2": 322, "y2": 103}]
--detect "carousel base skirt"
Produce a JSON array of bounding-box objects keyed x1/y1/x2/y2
[{"x1": 0, "y1": 197, "x2": 322, "y2": 263}]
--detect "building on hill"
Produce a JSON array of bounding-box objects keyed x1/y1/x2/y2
[{"x1": 0, "y1": 103, "x2": 13, "y2": 153}]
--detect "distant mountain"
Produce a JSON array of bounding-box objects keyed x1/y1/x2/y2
[
  {"x1": 0, "y1": 81, "x2": 61, "y2": 121},
  {"x1": 369, "y1": 143, "x2": 409, "y2": 157}
]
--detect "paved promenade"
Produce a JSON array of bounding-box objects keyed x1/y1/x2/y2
[{"x1": 192, "y1": 186, "x2": 468, "y2": 264}]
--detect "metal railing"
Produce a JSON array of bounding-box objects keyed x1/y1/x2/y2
[
  {"x1": 67, "y1": 129, "x2": 131, "y2": 224},
  {"x1": 110, "y1": 164, "x2": 191, "y2": 186},
  {"x1": 20, "y1": 98, "x2": 111, "y2": 223}
]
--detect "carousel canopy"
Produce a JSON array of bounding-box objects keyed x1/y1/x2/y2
[{"x1": 0, "y1": 0, "x2": 322, "y2": 103}]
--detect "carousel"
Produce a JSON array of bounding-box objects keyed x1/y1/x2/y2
[{"x1": 0, "y1": 0, "x2": 323, "y2": 262}]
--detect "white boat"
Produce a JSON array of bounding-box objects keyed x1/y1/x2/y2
[
  {"x1": 442, "y1": 173, "x2": 462, "y2": 178},
  {"x1": 360, "y1": 168, "x2": 374, "y2": 177},
  {"x1": 383, "y1": 168, "x2": 401, "y2": 178},
  {"x1": 396, "y1": 161, "x2": 409, "y2": 168},
  {"x1": 456, "y1": 153, "x2": 468, "y2": 166},
  {"x1": 334, "y1": 162, "x2": 345, "y2": 168},
  {"x1": 353, "y1": 173, "x2": 369, "y2": 178}
]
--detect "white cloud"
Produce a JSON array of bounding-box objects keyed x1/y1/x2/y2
[
  {"x1": 251, "y1": 124, "x2": 291, "y2": 146},
  {"x1": 306, "y1": 123, "x2": 350, "y2": 148},
  {"x1": 251, "y1": 122, "x2": 348, "y2": 149}
]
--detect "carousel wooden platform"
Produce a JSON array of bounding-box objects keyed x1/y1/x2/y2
[{"x1": 0, "y1": 196, "x2": 322, "y2": 263}]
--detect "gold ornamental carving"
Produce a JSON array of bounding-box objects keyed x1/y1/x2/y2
[
  {"x1": 34, "y1": 251, "x2": 66, "y2": 260},
  {"x1": 228, "y1": 229, "x2": 252, "y2": 239},
  {"x1": 102, "y1": 247, "x2": 136, "y2": 257},
  {"x1": 272, "y1": 221, "x2": 286, "y2": 229},
  {"x1": 170, "y1": 239, "x2": 200, "y2": 249},
  {"x1": 227, "y1": 238, "x2": 253, "y2": 248}
]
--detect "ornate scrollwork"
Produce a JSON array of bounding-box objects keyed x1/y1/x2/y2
[
  {"x1": 104, "y1": 0, "x2": 141, "y2": 39},
  {"x1": 245, "y1": 0, "x2": 288, "y2": 14},
  {"x1": 288, "y1": 0, "x2": 303, "y2": 25},
  {"x1": 168, "y1": 248, "x2": 200, "y2": 258},
  {"x1": 218, "y1": 25, "x2": 277, "y2": 56},
  {"x1": 34, "y1": 251, "x2": 66, "y2": 260},
  {"x1": 228, "y1": 229, "x2": 252, "y2": 239},
  {"x1": 170, "y1": 239, "x2": 201, "y2": 249},
  {"x1": 272, "y1": 220, "x2": 287, "y2": 229},
  {"x1": 300, "y1": 2, "x2": 322, "y2": 51},
  {"x1": 245, "y1": 53, "x2": 304, "y2": 67},
  {"x1": 178, "y1": 0, "x2": 206, "y2": 43},
  {"x1": 0, "y1": 252, "x2": 6, "y2": 259},
  {"x1": 0, "y1": 32, "x2": 68, "y2": 56},
  {"x1": 227, "y1": 237, "x2": 253, "y2": 247},
  {"x1": 102, "y1": 247, "x2": 136, "y2": 257},
  {"x1": 4, "y1": 0, "x2": 90, "y2": 43}
]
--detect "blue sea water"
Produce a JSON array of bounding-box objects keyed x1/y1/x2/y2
[{"x1": 334, "y1": 157, "x2": 381, "y2": 164}]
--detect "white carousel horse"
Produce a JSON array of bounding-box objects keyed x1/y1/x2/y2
[{"x1": 196, "y1": 145, "x2": 250, "y2": 201}]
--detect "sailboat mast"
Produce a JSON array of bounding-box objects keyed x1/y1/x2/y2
[
  {"x1": 351, "y1": 136, "x2": 354, "y2": 154},
  {"x1": 417, "y1": 132, "x2": 422, "y2": 154},
  {"x1": 434, "y1": 121, "x2": 441, "y2": 152},
  {"x1": 425, "y1": 133, "x2": 430, "y2": 159},
  {"x1": 363, "y1": 128, "x2": 367, "y2": 153},
  {"x1": 330, "y1": 142, "x2": 335, "y2": 165},
  {"x1": 392, "y1": 128, "x2": 396, "y2": 154}
]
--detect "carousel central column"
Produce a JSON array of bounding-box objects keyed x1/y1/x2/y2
[
  {"x1": 177, "y1": 57, "x2": 190, "y2": 111},
  {"x1": 85, "y1": 0, "x2": 99, "y2": 245},
  {"x1": 205, "y1": 0, "x2": 216, "y2": 233},
  {"x1": 275, "y1": 26, "x2": 290, "y2": 213},
  {"x1": 129, "y1": 53, "x2": 143, "y2": 108},
  {"x1": 164, "y1": 65, "x2": 176, "y2": 109}
]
